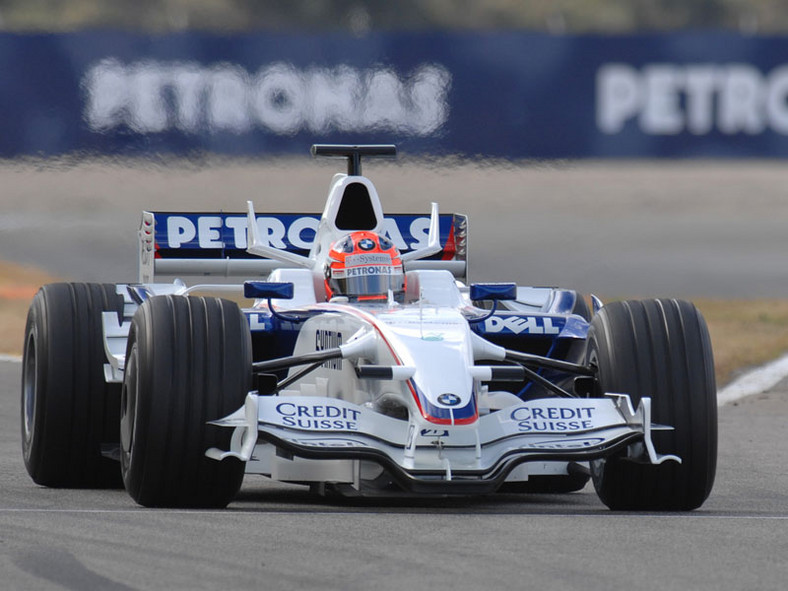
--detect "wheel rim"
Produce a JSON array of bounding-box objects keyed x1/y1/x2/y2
[
  {"x1": 21, "y1": 332, "x2": 37, "y2": 454},
  {"x1": 120, "y1": 345, "x2": 138, "y2": 475}
]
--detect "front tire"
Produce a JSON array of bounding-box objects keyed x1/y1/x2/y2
[
  {"x1": 588, "y1": 299, "x2": 717, "y2": 511},
  {"x1": 21, "y1": 283, "x2": 124, "y2": 488},
  {"x1": 120, "y1": 296, "x2": 251, "y2": 508}
]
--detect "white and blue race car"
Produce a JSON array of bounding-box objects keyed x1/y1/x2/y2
[{"x1": 21, "y1": 145, "x2": 717, "y2": 510}]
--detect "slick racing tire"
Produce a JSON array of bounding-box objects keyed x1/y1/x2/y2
[
  {"x1": 121, "y1": 296, "x2": 252, "y2": 508},
  {"x1": 587, "y1": 299, "x2": 717, "y2": 511},
  {"x1": 21, "y1": 283, "x2": 124, "y2": 488}
]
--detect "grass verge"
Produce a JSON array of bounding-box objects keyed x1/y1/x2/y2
[
  {"x1": 0, "y1": 262, "x2": 786, "y2": 387},
  {"x1": 693, "y1": 299, "x2": 788, "y2": 386},
  {"x1": 0, "y1": 263, "x2": 58, "y2": 356}
]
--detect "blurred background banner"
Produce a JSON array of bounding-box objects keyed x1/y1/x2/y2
[{"x1": 5, "y1": 30, "x2": 788, "y2": 158}]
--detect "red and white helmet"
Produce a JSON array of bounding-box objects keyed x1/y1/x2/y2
[{"x1": 324, "y1": 231, "x2": 405, "y2": 301}]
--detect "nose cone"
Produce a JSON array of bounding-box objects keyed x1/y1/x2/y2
[
  {"x1": 409, "y1": 346, "x2": 478, "y2": 425},
  {"x1": 380, "y1": 306, "x2": 479, "y2": 425}
]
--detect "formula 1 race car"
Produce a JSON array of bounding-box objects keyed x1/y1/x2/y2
[{"x1": 21, "y1": 145, "x2": 717, "y2": 510}]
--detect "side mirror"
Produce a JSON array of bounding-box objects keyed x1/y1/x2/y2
[
  {"x1": 469, "y1": 283, "x2": 517, "y2": 302},
  {"x1": 244, "y1": 281, "x2": 294, "y2": 300},
  {"x1": 255, "y1": 373, "x2": 279, "y2": 396}
]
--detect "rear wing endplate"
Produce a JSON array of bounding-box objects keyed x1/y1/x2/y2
[{"x1": 138, "y1": 211, "x2": 468, "y2": 283}]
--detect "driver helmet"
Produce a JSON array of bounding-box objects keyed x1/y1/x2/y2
[{"x1": 324, "y1": 231, "x2": 405, "y2": 301}]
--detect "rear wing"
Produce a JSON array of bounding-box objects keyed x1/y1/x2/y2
[{"x1": 138, "y1": 211, "x2": 468, "y2": 283}]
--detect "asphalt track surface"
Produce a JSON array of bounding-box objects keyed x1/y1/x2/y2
[
  {"x1": 1, "y1": 157, "x2": 787, "y2": 298},
  {"x1": 1, "y1": 360, "x2": 787, "y2": 591},
  {"x1": 1, "y1": 159, "x2": 788, "y2": 589}
]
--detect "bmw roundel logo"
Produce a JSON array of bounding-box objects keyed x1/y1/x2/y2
[
  {"x1": 437, "y1": 393, "x2": 462, "y2": 406},
  {"x1": 358, "y1": 238, "x2": 375, "y2": 251}
]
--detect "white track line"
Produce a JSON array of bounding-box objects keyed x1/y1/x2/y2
[
  {"x1": 3, "y1": 353, "x2": 788, "y2": 405},
  {"x1": 717, "y1": 352, "x2": 788, "y2": 406}
]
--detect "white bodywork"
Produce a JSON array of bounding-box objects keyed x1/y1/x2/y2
[{"x1": 206, "y1": 279, "x2": 676, "y2": 489}]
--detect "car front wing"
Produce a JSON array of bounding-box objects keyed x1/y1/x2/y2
[{"x1": 206, "y1": 393, "x2": 679, "y2": 494}]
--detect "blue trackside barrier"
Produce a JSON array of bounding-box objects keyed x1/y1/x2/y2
[{"x1": 4, "y1": 30, "x2": 788, "y2": 158}]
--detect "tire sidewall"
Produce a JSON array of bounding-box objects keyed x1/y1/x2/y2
[
  {"x1": 21, "y1": 294, "x2": 47, "y2": 475},
  {"x1": 120, "y1": 335, "x2": 142, "y2": 495}
]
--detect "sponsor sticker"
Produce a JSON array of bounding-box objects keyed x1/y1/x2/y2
[
  {"x1": 510, "y1": 405, "x2": 596, "y2": 433},
  {"x1": 315, "y1": 329, "x2": 342, "y2": 370},
  {"x1": 288, "y1": 437, "x2": 369, "y2": 448},
  {"x1": 484, "y1": 315, "x2": 562, "y2": 335},
  {"x1": 357, "y1": 238, "x2": 376, "y2": 251},
  {"x1": 421, "y1": 333, "x2": 445, "y2": 342},
  {"x1": 154, "y1": 212, "x2": 453, "y2": 254},
  {"x1": 501, "y1": 400, "x2": 625, "y2": 434},
  {"x1": 346, "y1": 253, "x2": 391, "y2": 266},
  {"x1": 420, "y1": 429, "x2": 450, "y2": 437},
  {"x1": 275, "y1": 401, "x2": 360, "y2": 430},
  {"x1": 437, "y1": 393, "x2": 462, "y2": 406},
  {"x1": 521, "y1": 437, "x2": 607, "y2": 450},
  {"x1": 345, "y1": 265, "x2": 397, "y2": 278}
]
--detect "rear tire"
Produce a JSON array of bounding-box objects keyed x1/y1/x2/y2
[
  {"x1": 120, "y1": 296, "x2": 251, "y2": 508},
  {"x1": 587, "y1": 299, "x2": 717, "y2": 511},
  {"x1": 21, "y1": 283, "x2": 124, "y2": 488}
]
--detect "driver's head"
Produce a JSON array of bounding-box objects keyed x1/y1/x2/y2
[{"x1": 324, "y1": 231, "x2": 405, "y2": 301}]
